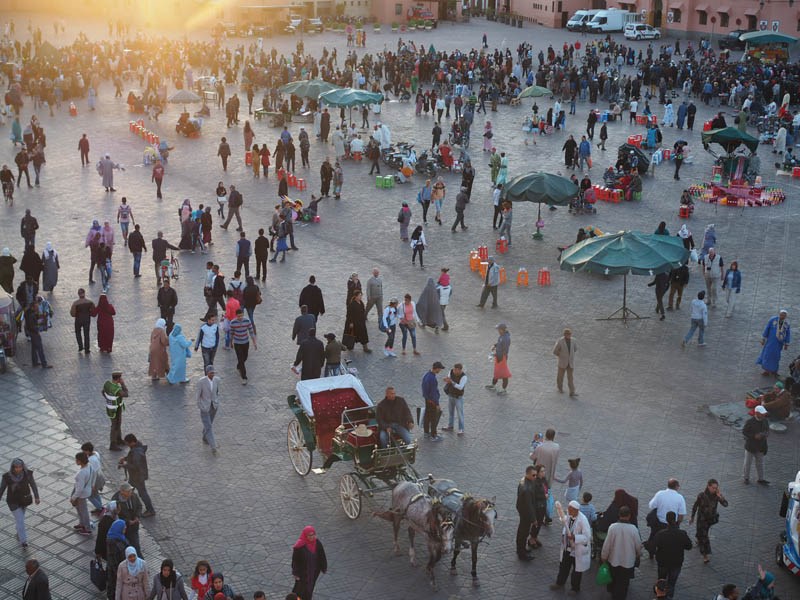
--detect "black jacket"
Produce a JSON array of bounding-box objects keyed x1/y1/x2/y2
[
  {"x1": 743, "y1": 416, "x2": 769, "y2": 454},
  {"x1": 516, "y1": 477, "x2": 536, "y2": 520},
  {"x1": 22, "y1": 569, "x2": 51, "y2": 600},
  {"x1": 157, "y1": 287, "x2": 178, "y2": 313},
  {"x1": 254, "y1": 235, "x2": 270, "y2": 259},
  {"x1": 292, "y1": 542, "x2": 327, "y2": 597},
  {"x1": 294, "y1": 336, "x2": 325, "y2": 380},
  {"x1": 124, "y1": 443, "x2": 149, "y2": 482},
  {"x1": 151, "y1": 238, "x2": 178, "y2": 263},
  {"x1": 653, "y1": 525, "x2": 692, "y2": 568},
  {"x1": 299, "y1": 284, "x2": 326, "y2": 317},
  {"x1": 670, "y1": 265, "x2": 689, "y2": 286},
  {"x1": 128, "y1": 230, "x2": 146, "y2": 254}
]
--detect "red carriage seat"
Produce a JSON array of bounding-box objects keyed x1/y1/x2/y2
[{"x1": 311, "y1": 388, "x2": 369, "y2": 456}]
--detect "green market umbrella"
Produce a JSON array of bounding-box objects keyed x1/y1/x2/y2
[
  {"x1": 502, "y1": 171, "x2": 578, "y2": 239},
  {"x1": 701, "y1": 127, "x2": 759, "y2": 155},
  {"x1": 559, "y1": 231, "x2": 690, "y2": 322},
  {"x1": 517, "y1": 85, "x2": 552, "y2": 99},
  {"x1": 279, "y1": 79, "x2": 341, "y2": 99},
  {"x1": 319, "y1": 88, "x2": 384, "y2": 107}
]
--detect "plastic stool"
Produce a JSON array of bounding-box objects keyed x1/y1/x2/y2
[
  {"x1": 496, "y1": 237, "x2": 508, "y2": 254},
  {"x1": 353, "y1": 151, "x2": 362, "y2": 161},
  {"x1": 498, "y1": 267, "x2": 507, "y2": 285},
  {"x1": 537, "y1": 268, "x2": 551, "y2": 286},
  {"x1": 478, "y1": 245, "x2": 489, "y2": 261},
  {"x1": 288, "y1": 173, "x2": 297, "y2": 187},
  {"x1": 383, "y1": 175, "x2": 395, "y2": 188},
  {"x1": 129, "y1": 121, "x2": 136, "y2": 132},
  {"x1": 469, "y1": 251, "x2": 480, "y2": 271},
  {"x1": 376, "y1": 175, "x2": 384, "y2": 188},
  {"x1": 679, "y1": 206, "x2": 691, "y2": 218},
  {"x1": 632, "y1": 191, "x2": 642, "y2": 201},
  {"x1": 245, "y1": 151, "x2": 253, "y2": 166},
  {"x1": 479, "y1": 262, "x2": 488, "y2": 278},
  {"x1": 517, "y1": 268, "x2": 529, "y2": 287},
  {"x1": 313, "y1": 215, "x2": 321, "y2": 222},
  {"x1": 277, "y1": 168, "x2": 286, "y2": 181},
  {"x1": 296, "y1": 178, "x2": 307, "y2": 191}
]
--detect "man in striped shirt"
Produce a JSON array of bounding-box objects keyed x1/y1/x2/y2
[{"x1": 229, "y1": 308, "x2": 257, "y2": 384}]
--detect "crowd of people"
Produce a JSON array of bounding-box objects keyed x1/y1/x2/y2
[{"x1": 0, "y1": 11, "x2": 798, "y2": 600}]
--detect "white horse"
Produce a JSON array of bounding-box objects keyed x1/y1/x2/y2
[{"x1": 375, "y1": 481, "x2": 455, "y2": 590}]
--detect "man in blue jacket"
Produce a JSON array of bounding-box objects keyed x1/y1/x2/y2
[{"x1": 422, "y1": 362, "x2": 445, "y2": 442}]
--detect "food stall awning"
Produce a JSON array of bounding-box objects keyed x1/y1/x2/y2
[
  {"x1": 694, "y1": 4, "x2": 708, "y2": 11},
  {"x1": 716, "y1": 5, "x2": 730, "y2": 13},
  {"x1": 740, "y1": 31, "x2": 799, "y2": 45}
]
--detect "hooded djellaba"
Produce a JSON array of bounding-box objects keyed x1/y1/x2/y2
[{"x1": 416, "y1": 276, "x2": 444, "y2": 330}]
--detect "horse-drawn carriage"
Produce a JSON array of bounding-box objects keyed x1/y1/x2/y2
[{"x1": 287, "y1": 374, "x2": 420, "y2": 519}]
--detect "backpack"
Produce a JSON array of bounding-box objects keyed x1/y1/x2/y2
[{"x1": 228, "y1": 281, "x2": 244, "y2": 301}]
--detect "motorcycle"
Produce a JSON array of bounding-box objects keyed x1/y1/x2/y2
[{"x1": 415, "y1": 151, "x2": 437, "y2": 178}]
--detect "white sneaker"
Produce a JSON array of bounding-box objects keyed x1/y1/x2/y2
[{"x1": 383, "y1": 348, "x2": 390, "y2": 356}]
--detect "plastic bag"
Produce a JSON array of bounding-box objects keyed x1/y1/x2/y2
[{"x1": 595, "y1": 562, "x2": 613, "y2": 586}]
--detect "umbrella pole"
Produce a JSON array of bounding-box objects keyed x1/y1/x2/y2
[
  {"x1": 532, "y1": 203, "x2": 544, "y2": 240},
  {"x1": 597, "y1": 274, "x2": 645, "y2": 323}
]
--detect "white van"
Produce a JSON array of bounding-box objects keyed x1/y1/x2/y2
[
  {"x1": 587, "y1": 9, "x2": 638, "y2": 33},
  {"x1": 566, "y1": 10, "x2": 600, "y2": 32}
]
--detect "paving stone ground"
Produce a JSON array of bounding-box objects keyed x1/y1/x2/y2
[{"x1": 1, "y1": 12, "x2": 800, "y2": 600}]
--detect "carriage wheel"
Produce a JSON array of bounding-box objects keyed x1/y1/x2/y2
[
  {"x1": 287, "y1": 419, "x2": 312, "y2": 475},
  {"x1": 339, "y1": 473, "x2": 362, "y2": 519}
]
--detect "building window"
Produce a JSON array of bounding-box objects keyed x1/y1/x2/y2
[
  {"x1": 719, "y1": 12, "x2": 729, "y2": 27},
  {"x1": 747, "y1": 15, "x2": 757, "y2": 30},
  {"x1": 395, "y1": 3, "x2": 402, "y2": 15},
  {"x1": 672, "y1": 9, "x2": 681, "y2": 23},
  {"x1": 558, "y1": 1, "x2": 562, "y2": 11},
  {"x1": 698, "y1": 10, "x2": 707, "y2": 25}
]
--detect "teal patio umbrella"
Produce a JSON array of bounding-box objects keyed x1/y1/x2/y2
[
  {"x1": 517, "y1": 85, "x2": 552, "y2": 99},
  {"x1": 502, "y1": 171, "x2": 578, "y2": 239},
  {"x1": 279, "y1": 79, "x2": 341, "y2": 99},
  {"x1": 560, "y1": 231, "x2": 690, "y2": 322},
  {"x1": 701, "y1": 127, "x2": 759, "y2": 155},
  {"x1": 319, "y1": 88, "x2": 384, "y2": 107}
]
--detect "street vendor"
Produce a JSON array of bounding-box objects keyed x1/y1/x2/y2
[{"x1": 759, "y1": 379, "x2": 793, "y2": 421}]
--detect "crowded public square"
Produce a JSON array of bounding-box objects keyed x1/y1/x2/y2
[{"x1": 0, "y1": 8, "x2": 799, "y2": 600}]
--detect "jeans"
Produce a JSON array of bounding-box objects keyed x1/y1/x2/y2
[
  {"x1": 447, "y1": 394, "x2": 464, "y2": 430},
  {"x1": 724, "y1": 288, "x2": 738, "y2": 316},
  {"x1": 683, "y1": 319, "x2": 705, "y2": 344},
  {"x1": 656, "y1": 565, "x2": 681, "y2": 599},
  {"x1": 120, "y1": 221, "x2": 129, "y2": 240},
  {"x1": 399, "y1": 323, "x2": 417, "y2": 349},
  {"x1": 411, "y1": 245, "x2": 424, "y2": 267},
  {"x1": 201, "y1": 346, "x2": 217, "y2": 371},
  {"x1": 246, "y1": 307, "x2": 256, "y2": 332},
  {"x1": 441, "y1": 305, "x2": 449, "y2": 329},
  {"x1": 12, "y1": 507, "x2": 28, "y2": 543},
  {"x1": 236, "y1": 257, "x2": 250, "y2": 278},
  {"x1": 88, "y1": 491, "x2": 104, "y2": 511},
  {"x1": 384, "y1": 324, "x2": 396, "y2": 349},
  {"x1": 75, "y1": 319, "x2": 90, "y2": 350},
  {"x1": 201, "y1": 405, "x2": 218, "y2": 449},
  {"x1": 74, "y1": 496, "x2": 91, "y2": 530},
  {"x1": 234, "y1": 342, "x2": 250, "y2": 378},
  {"x1": 129, "y1": 477, "x2": 155, "y2": 513},
  {"x1": 743, "y1": 450, "x2": 765, "y2": 481},
  {"x1": 498, "y1": 221, "x2": 512, "y2": 245},
  {"x1": 478, "y1": 285, "x2": 498, "y2": 308},
  {"x1": 379, "y1": 423, "x2": 412, "y2": 447}
]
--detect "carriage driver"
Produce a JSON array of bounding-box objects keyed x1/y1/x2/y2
[{"x1": 376, "y1": 387, "x2": 415, "y2": 448}]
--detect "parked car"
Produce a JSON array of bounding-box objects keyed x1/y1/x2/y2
[
  {"x1": 624, "y1": 23, "x2": 661, "y2": 40},
  {"x1": 285, "y1": 16, "x2": 303, "y2": 34},
  {"x1": 304, "y1": 18, "x2": 324, "y2": 32},
  {"x1": 718, "y1": 29, "x2": 753, "y2": 50}
]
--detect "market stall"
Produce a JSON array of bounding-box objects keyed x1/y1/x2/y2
[{"x1": 740, "y1": 31, "x2": 798, "y2": 65}]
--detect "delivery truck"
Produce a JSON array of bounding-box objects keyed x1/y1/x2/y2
[
  {"x1": 566, "y1": 9, "x2": 600, "y2": 31},
  {"x1": 587, "y1": 9, "x2": 638, "y2": 33}
]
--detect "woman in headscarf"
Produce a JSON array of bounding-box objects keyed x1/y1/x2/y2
[
  {"x1": 344, "y1": 290, "x2": 371, "y2": 354},
  {"x1": 149, "y1": 319, "x2": 169, "y2": 380},
  {"x1": 346, "y1": 273, "x2": 362, "y2": 306},
  {"x1": 416, "y1": 277, "x2": 444, "y2": 331},
  {"x1": 243, "y1": 120, "x2": 255, "y2": 153},
  {"x1": 202, "y1": 573, "x2": 236, "y2": 600},
  {"x1": 11, "y1": 116, "x2": 22, "y2": 146},
  {"x1": 86, "y1": 220, "x2": 103, "y2": 247},
  {"x1": 94, "y1": 501, "x2": 119, "y2": 561},
  {"x1": 596, "y1": 488, "x2": 639, "y2": 532},
  {"x1": 0, "y1": 247, "x2": 17, "y2": 294},
  {"x1": 91, "y1": 293, "x2": 116, "y2": 353},
  {"x1": 483, "y1": 121, "x2": 494, "y2": 152},
  {"x1": 677, "y1": 224, "x2": 694, "y2": 250},
  {"x1": 105, "y1": 518, "x2": 129, "y2": 599},
  {"x1": 40, "y1": 242, "x2": 59, "y2": 291},
  {"x1": 251, "y1": 144, "x2": 260, "y2": 178},
  {"x1": 700, "y1": 224, "x2": 716, "y2": 260},
  {"x1": 20, "y1": 246, "x2": 43, "y2": 286},
  {"x1": 148, "y1": 558, "x2": 188, "y2": 599},
  {"x1": 291, "y1": 526, "x2": 328, "y2": 600},
  {"x1": 116, "y1": 546, "x2": 148, "y2": 599},
  {"x1": 0, "y1": 458, "x2": 40, "y2": 548},
  {"x1": 166, "y1": 324, "x2": 192, "y2": 384},
  {"x1": 397, "y1": 202, "x2": 412, "y2": 242},
  {"x1": 101, "y1": 221, "x2": 116, "y2": 257}
]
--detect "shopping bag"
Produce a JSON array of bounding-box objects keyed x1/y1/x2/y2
[
  {"x1": 90, "y1": 559, "x2": 107, "y2": 591},
  {"x1": 342, "y1": 333, "x2": 356, "y2": 350},
  {"x1": 595, "y1": 562, "x2": 613, "y2": 586}
]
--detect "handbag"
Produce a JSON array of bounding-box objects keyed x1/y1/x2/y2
[
  {"x1": 342, "y1": 332, "x2": 356, "y2": 350},
  {"x1": 595, "y1": 561, "x2": 613, "y2": 586},
  {"x1": 90, "y1": 559, "x2": 107, "y2": 591}
]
